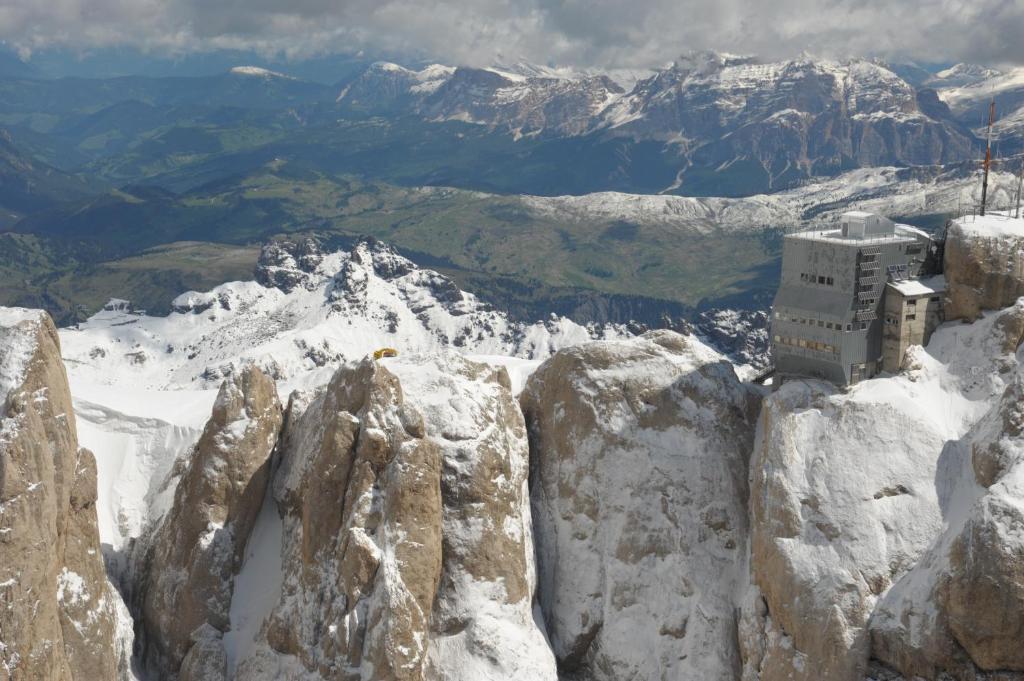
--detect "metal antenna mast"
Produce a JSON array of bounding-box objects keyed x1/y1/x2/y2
[
  {"x1": 1016, "y1": 158, "x2": 1024, "y2": 219},
  {"x1": 981, "y1": 98, "x2": 995, "y2": 216}
]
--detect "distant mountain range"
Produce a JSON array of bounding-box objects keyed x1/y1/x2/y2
[
  {"x1": 2, "y1": 49, "x2": 1023, "y2": 330},
  {"x1": 3, "y1": 51, "x2": 1021, "y2": 205}
]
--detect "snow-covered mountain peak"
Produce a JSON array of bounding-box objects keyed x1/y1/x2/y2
[
  {"x1": 932, "y1": 62, "x2": 1003, "y2": 88},
  {"x1": 61, "y1": 237, "x2": 624, "y2": 394}
]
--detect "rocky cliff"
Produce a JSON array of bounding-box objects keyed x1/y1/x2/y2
[
  {"x1": 521, "y1": 330, "x2": 758, "y2": 680},
  {"x1": 0, "y1": 309, "x2": 122, "y2": 680},
  {"x1": 234, "y1": 354, "x2": 555, "y2": 679},
  {"x1": 744, "y1": 301, "x2": 1024, "y2": 681},
  {"x1": 944, "y1": 213, "x2": 1024, "y2": 321},
  {"x1": 140, "y1": 365, "x2": 283, "y2": 679}
]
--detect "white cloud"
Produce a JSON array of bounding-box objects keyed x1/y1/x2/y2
[{"x1": 1, "y1": 0, "x2": 1021, "y2": 69}]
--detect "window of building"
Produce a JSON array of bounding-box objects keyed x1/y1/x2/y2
[
  {"x1": 860, "y1": 322, "x2": 868, "y2": 330},
  {"x1": 818, "y1": 276, "x2": 826, "y2": 284},
  {"x1": 907, "y1": 245, "x2": 922, "y2": 255},
  {"x1": 906, "y1": 314, "x2": 917, "y2": 321},
  {"x1": 846, "y1": 324, "x2": 852, "y2": 331},
  {"x1": 859, "y1": 284, "x2": 873, "y2": 293},
  {"x1": 826, "y1": 277, "x2": 834, "y2": 285},
  {"x1": 818, "y1": 320, "x2": 825, "y2": 327},
  {"x1": 774, "y1": 335, "x2": 781, "y2": 342},
  {"x1": 907, "y1": 299, "x2": 917, "y2": 306},
  {"x1": 930, "y1": 296, "x2": 941, "y2": 303},
  {"x1": 798, "y1": 339, "x2": 808, "y2": 348}
]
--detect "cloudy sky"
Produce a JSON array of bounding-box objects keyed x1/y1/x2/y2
[{"x1": 2, "y1": 0, "x2": 1022, "y2": 69}]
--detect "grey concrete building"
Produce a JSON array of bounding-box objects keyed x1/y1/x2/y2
[
  {"x1": 770, "y1": 211, "x2": 935, "y2": 385},
  {"x1": 882, "y1": 275, "x2": 946, "y2": 373}
]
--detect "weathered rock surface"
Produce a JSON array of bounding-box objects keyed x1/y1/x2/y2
[
  {"x1": 521, "y1": 330, "x2": 756, "y2": 681},
  {"x1": 141, "y1": 365, "x2": 282, "y2": 678},
  {"x1": 744, "y1": 301, "x2": 1024, "y2": 681},
  {"x1": 0, "y1": 308, "x2": 119, "y2": 680},
  {"x1": 870, "y1": 358, "x2": 1024, "y2": 681},
  {"x1": 944, "y1": 213, "x2": 1024, "y2": 321},
  {"x1": 237, "y1": 353, "x2": 556, "y2": 680}
]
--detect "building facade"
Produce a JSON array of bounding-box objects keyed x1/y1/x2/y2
[
  {"x1": 771, "y1": 211, "x2": 935, "y2": 385},
  {"x1": 881, "y1": 276, "x2": 946, "y2": 373}
]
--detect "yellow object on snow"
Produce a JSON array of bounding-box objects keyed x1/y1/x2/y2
[{"x1": 373, "y1": 348, "x2": 398, "y2": 360}]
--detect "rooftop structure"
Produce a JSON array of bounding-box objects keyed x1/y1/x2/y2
[{"x1": 770, "y1": 211, "x2": 938, "y2": 385}]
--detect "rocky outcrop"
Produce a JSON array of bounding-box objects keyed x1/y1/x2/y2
[
  {"x1": 744, "y1": 377, "x2": 951, "y2": 681},
  {"x1": 869, "y1": 363, "x2": 1024, "y2": 681},
  {"x1": 141, "y1": 365, "x2": 282, "y2": 678},
  {"x1": 746, "y1": 301, "x2": 1024, "y2": 681},
  {"x1": 944, "y1": 213, "x2": 1024, "y2": 321},
  {"x1": 521, "y1": 330, "x2": 756, "y2": 680},
  {"x1": 237, "y1": 354, "x2": 555, "y2": 680},
  {"x1": 0, "y1": 308, "x2": 119, "y2": 680}
]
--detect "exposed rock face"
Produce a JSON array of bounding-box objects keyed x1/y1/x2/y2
[
  {"x1": 338, "y1": 62, "x2": 623, "y2": 137},
  {"x1": 141, "y1": 365, "x2": 282, "y2": 678},
  {"x1": 0, "y1": 308, "x2": 119, "y2": 680},
  {"x1": 745, "y1": 378, "x2": 949, "y2": 681},
  {"x1": 746, "y1": 301, "x2": 1024, "y2": 681},
  {"x1": 596, "y1": 55, "x2": 973, "y2": 192},
  {"x1": 944, "y1": 214, "x2": 1024, "y2": 321},
  {"x1": 254, "y1": 237, "x2": 325, "y2": 293},
  {"x1": 870, "y1": 358, "x2": 1024, "y2": 681},
  {"x1": 237, "y1": 354, "x2": 555, "y2": 680},
  {"x1": 521, "y1": 330, "x2": 756, "y2": 680}
]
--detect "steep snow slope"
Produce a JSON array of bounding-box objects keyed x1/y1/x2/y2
[{"x1": 59, "y1": 238, "x2": 624, "y2": 555}]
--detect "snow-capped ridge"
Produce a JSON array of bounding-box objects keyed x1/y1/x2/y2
[
  {"x1": 62, "y1": 236, "x2": 626, "y2": 395},
  {"x1": 229, "y1": 66, "x2": 294, "y2": 80}
]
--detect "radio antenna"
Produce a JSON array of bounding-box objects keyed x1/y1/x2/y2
[{"x1": 981, "y1": 98, "x2": 995, "y2": 216}]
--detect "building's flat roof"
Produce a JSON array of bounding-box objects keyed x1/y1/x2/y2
[
  {"x1": 786, "y1": 224, "x2": 923, "y2": 245},
  {"x1": 887, "y1": 274, "x2": 946, "y2": 297}
]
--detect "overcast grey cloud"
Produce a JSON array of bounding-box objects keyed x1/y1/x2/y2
[{"x1": 1, "y1": 0, "x2": 1022, "y2": 69}]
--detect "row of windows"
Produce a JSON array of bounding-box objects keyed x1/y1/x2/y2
[
  {"x1": 774, "y1": 335, "x2": 840, "y2": 356},
  {"x1": 799, "y1": 273, "x2": 835, "y2": 286},
  {"x1": 774, "y1": 311, "x2": 870, "y2": 332}
]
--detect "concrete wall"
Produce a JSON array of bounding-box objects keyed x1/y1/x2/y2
[{"x1": 882, "y1": 287, "x2": 945, "y2": 373}]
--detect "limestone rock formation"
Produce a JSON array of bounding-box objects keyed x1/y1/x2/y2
[
  {"x1": 870, "y1": 361, "x2": 1024, "y2": 681},
  {"x1": 745, "y1": 301, "x2": 1024, "y2": 681},
  {"x1": 520, "y1": 330, "x2": 756, "y2": 681},
  {"x1": 237, "y1": 354, "x2": 556, "y2": 680},
  {"x1": 141, "y1": 365, "x2": 283, "y2": 678},
  {"x1": 944, "y1": 213, "x2": 1024, "y2": 321},
  {"x1": 0, "y1": 308, "x2": 119, "y2": 680},
  {"x1": 745, "y1": 378, "x2": 949, "y2": 681}
]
